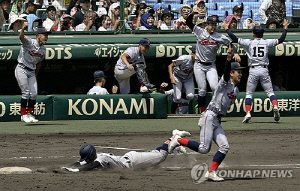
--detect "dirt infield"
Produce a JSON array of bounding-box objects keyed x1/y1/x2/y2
[{"x1": 0, "y1": 129, "x2": 299, "y2": 191}]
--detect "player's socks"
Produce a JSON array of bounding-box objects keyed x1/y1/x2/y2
[
  {"x1": 156, "y1": 143, "x2": 169, "y2": 152},
  {"x1": 209, "y1": 151, "x2": 226, "y2": 172},
  {"x1": 178, "y1": 139, "x2": 199, "y2": 152},
  {"x1": 270, "y1": 95, "x2": 278, "y2": 107},
  {"x1": 21, "y1": 98, "x2": 28, "y2": 115},
  {"x1": 27, "y1": 99, "x2": 36, "y2": 114},
  {"x1": 245, "y1": 98, "x2": 252, "y2": 114},
  {"x1": 198, "y1": 96, "x2": 206, "y2": 114}
]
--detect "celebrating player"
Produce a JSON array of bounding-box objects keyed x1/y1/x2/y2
[
  {"x1": 168, "y1": 46, "x2": 196, "y2": 109},
  {"x1": 223, "y1": 19, "x2": 289, "y2": 123},
  {"x1": 169, "y1": 44, "x2": 245, "y2": 181},
  {"x1": 15, "y1": 22, "x2": 51, "y2": 123},
  {"x1": 87, "y1": 70, "x2": 118, "y2": 95},
  {"x1": 58, "y1": 130, "x2": 190, "y2": 172},
  {"x1": 114, "y1": 38, "x2": 155, "y2": 94},
  {"x1": 186, "y1": 13, "x2": 241, "y2": 114}
]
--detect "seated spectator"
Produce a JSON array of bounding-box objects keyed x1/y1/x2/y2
[
  {"x1": 60, "y1": 14, "x2": 76, "y2": 31},
  {"x1": 174, "y1": 4, "x2": 191, "y2": 30},
  {"x1": 266, "y1": 18, "x2": 279, "y2": 29},
  {"x1": 232, "y1": 5, "x2": 243, "y2": 29},
  {"x1": 138, "y1": 13, "x2": 157, "y2": 30},
  {"x1": 1, "y1": 0, "x2": 10, "y2": 23},
  {"x1": 8, "y1": 15, "x2": 25, "y2": 32},
  {"x1": 27, "y1": 14, "x2": 42, "y2": 31},
  {"x1": 243, "y1": 18, "x2": 257, "y2": 29},
  {"x1": 126, "y1": 0, "x2": 138, "y2": 16},
  {"x1": 153, "y1": 3, "x2": 167, "y2": 27},
  {"x1": 96, "y1": 0, "x2": 108, "y2": 17},
  {"x1": 67, "y1": 0, "x2": 80, "y2": 17},
  {"x1": 109, "y1": 3, "x2": 130, "y2": 31},
  {"x1": 75, "y1": 10, "x2": 96, "y2": 31},
  {"x1": 10, "y1": 0, "x2": 24, "y2": 17},
  {"x1": 193, "y1": 0, "x2": 207, "y2": 24},
  {"x1": 22, "y1": 0, "x2": 39, "y2": 15},
  {"x1": 159, "y1": 9, "x2": 174, "y2": 30},
  {"x1": 73, "y1": 0, "x2": 91, "y2": 27},
  {"x1": 132, "y1": 2, "x2": 147, "y2": 30},
  {"x1": 87, "y1": 70, "x2": 118, "y2": 95},
  {"x1": 97, "y1": 15, "x2": 111, "y2": 31},
  {"x1": 259, "y1": 0, "x2": 286, "y2": 25},
  {"x1": 222, "y1": 15, "x2": 238, "y2": 29},
  {"x1": 272, "y1": 71, "x2": 286, "y2": 91},
  {"x1": 43, "y1": 5, "x2": 60, "y2": 31}
]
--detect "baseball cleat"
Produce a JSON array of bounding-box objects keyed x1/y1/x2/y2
[
  {"x1": 27, "y1": 114, "x2": 39, "y2": 123},
  {"x1": 172, "y1": 129, "x2": 191, "y2": 138},
  {"x1": 205, "y1": 171, "x2": 224, "y2": 182},
  {"x1": 273, "y1": 107, "x2": 280, "y2": 122},
  {"x1": 21, "y1": 114, "x2": 33, "y2": 123},
  {"x1": 242, "y1": 112, "x2": 251, "y2": 123},
  {"x1": 168, "y1": 135, "x2": 181, "y2": 154}
]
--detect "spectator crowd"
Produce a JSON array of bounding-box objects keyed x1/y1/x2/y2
[{"x1": 0, "y1": 0, "x2": 291, "y2": 32}]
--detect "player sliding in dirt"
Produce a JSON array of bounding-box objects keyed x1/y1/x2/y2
[{"x1": 60, "y1": 130, "x2": 190, "y2": 172}]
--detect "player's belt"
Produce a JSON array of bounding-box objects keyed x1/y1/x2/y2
[
  {"x1": 18, "y1": 63, "x2": 34, "y2": 71},
  {"x1": 251, "y1": 65, "x2": 267, "y2": 68},
  {"x1": 199, "y1": 61, "x2": 213, "y2": 66}
]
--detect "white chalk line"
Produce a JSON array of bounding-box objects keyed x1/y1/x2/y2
[{"x1": 1, "y1": 146, "x2": 299, "y2": 169}]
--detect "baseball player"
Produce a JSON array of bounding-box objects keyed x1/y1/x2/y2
[
  {"x1": 87, "y1": 70, "x2": 118, "y2": 95},
  {"x1": 186, "y1": 13, "x2": 241, "y2": 114},
  {"x1": 223, "y1": 19, "x2": 289, "y2": 123},
  {"x1": 169, "y1": 44, "x2": 245, "y2": 181},
  {"x1": 168, "y1": 47, "x2": 196, "y2": 106},
  {"x1": 15, "y1": 22, "x2": 51, "y2": 123},
  {"x1": 114, "y1": 38, "x2": 155, "y2": 94},
  {"x1": 60, "y1": 130, "x2": 191, "y2": 172}
]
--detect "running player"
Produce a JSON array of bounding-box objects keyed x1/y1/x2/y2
[
  {"x1": 186, "y1": 13, "x2": 241, "y2": 114},
  {"x1": 114, "y1": 38, "x2": 155, "y2": 94},
  {"x1": 169, "y1": 44, "x2": 245, "y2": 181},
  {"x1": 223, "y1": 19, "x2": 289, "y2": 123},
  {"x1": 15, "y1": 22, "x2": 51, "y2": 123}
]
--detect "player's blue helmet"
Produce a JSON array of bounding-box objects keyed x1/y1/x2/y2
[
  {"x1": 252, "y1": 26, "x2": 264, "y2": 36},
  {"x1": 79, "y1": 144, "x2": 96, "y2": 162}
]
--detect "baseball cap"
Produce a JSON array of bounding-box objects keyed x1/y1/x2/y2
[
  {"x1": 139, "y1": 38, "x2": 151, "y2": 47},
  {"x1": 191, "y1": 47, "x2": 196, "y2": 53},
  {"x1": 252, "y1": 26, "x2": 264, "y2": 36},
  {"x1": 94, "y1": 70, "x2": 106, "y2": 78},
  {"x1": 233, "y1": 5, "x2": 243, "y2": 12},
  {"x1": 36, "y1": 27, "x2": 52, "y2": 35},
  {"x1": 60, "y1": 14, "x2": 73, "y2": 21},
  {"x1": 231, "y1": 62, "x2": 245, "y2": 70},
  {"x1": 206, "y1": 15, "x2": 220, "y2": 24},
  {"x1": 46, "y1": 5, "x2": 56, "y2": 12},
  {"x1": 80, "y1": 0, "x2": 90, "y2": 3}
]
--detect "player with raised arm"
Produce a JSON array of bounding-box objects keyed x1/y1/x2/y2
[
  {"x1": 223, "y1": 19, "x2": 289, "y2": 123},
  {"x1": 168, "y1": 44, "x2": 245, "y2": 181},
  {"x1": 185, "y1": 12, "x2": 241, "y2": 114},
  {"x1": 15, "y1": 22, "x2": 51, "y2": 123}
]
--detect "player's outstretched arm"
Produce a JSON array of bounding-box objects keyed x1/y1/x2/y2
[
  {"x1": 168, "y1": 63, "x2": 177, "y2": 85},
  {"x1": 224, "y1": 44, "x2": 233, "y2": 82},
  {"x1": 278, "y1": 19, "x2": 289, "y2": 44},
  {"x1": 222, "y1": 21, "x2": 239, "y2": 43},
  {"x1": 78, "y1": 161, "x2": 101, "y2": 171},
  {"x1": 185, "y1": 12, "x2": 195, "y2": 30},
  {"x1": 19, "y1": 21, "x2": 28, "y2": 44}
]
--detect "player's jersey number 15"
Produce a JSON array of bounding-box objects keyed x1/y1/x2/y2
[{"x1": 252, "y1": 46, "x2": 265, "y2": 57}]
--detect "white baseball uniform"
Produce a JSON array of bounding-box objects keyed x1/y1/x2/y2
[
  {"x1": 238, "y1": 38, "x2": 278, "y2": 99},
  {"x1": 193, "y1": 26, "x2": 231, "y2": 96},
  {"x1": 114, "y1": 47, "x2": 146, "y2": 94},
  {"x1": 171, "y1": 54, "x2": 195, "y2": 102},
  {"x1": 87, "y1": 86, "x2": 109, "y2": 95}
]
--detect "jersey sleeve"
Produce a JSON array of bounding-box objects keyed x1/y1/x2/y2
[
  {"x1": 238, "y1": 38, "x2": 251, "y2": 47},
  {"x1": 22, "y1": 36, "x2": 32, "y2": 47},
  {"x1": 221, "y1": 34, "x2": 231, "y2": 45},
  {"x1": 266, "y1": 39, "x2": 278, "y2": 47},
  {"x1": 123, "y1": 47, "x2": 135, "y2": 59},
  {"x1": 193, "y1": 26, "x2": 203, "y2": 37},
  {"x1": 219, "y1": 75, "x2": 228, "y2": 87},
  {"x1": 172, "y1": 55, "x2": 187, "y2": 67}
]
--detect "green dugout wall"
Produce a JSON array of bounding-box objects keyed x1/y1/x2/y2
[{"x1": 0, "y1": 92, "x2": 299, "y2": 121}]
